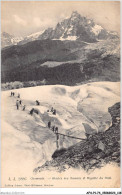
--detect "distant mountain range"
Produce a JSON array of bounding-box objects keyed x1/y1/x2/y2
[
  {"x1": 1, "y1": 32, "x2": 23, "y2": 48},
  {"x1": 2, "y1": 11, "x2": 118, "y2": 48},
  {"x1": 1, "y1": 11, "x2": 120, "y2": 85}
]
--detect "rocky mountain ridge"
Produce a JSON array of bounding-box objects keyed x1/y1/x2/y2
[
  {"x1": 2, "y1": 11, "x2": 119, "y2": 48},
  {"x1": 1, "y1": 32, "x2": 23, "y2": 48},
  {"x1": 38, "y1": 11, "x2": 118, "y2": 42}
]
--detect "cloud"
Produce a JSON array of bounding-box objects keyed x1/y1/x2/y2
[
  {"x1": 2, "y1": 2, "x2": 119, "y2": 36},
  {"x1": 33, "y1": 17, "x2": 55, "y2": 28},
  {"x1": 13, "y1": 15, "x2": 27, "y2": 26},
  {"x1": 33, "y1": 17, "x2": 42, "y2": 27},
  {"x1": 59, "y1": 13, "x2": 70, "y2": 20}
]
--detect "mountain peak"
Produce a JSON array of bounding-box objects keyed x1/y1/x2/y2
[
  {"x1": 1, "y1": 31, "x2": 23, "y2": 48},
  {"x1": 71, "y1": 11, "x2": 80, "y2": 18},
  {"x1": 1, "y1": 31, "x2": 13, "y2": 38},
  {"x1": 38, "y1": 10, "x2": 116, "y2": 42},
  {"x1": 2, "y1": 11, "x2": 118, "y2": 48}
]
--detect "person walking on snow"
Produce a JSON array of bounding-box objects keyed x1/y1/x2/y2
[
  {"x1": 23, "y1": 105, "x2": 26, "y2": 111},
  {"x1": 16, "y1": 100, "x2": 19, "y2": 110},
  {"x1": 55, "y1": 127, "x2": 58, "y2": 134},
  {"x1": 53, "y1": 109, "x2": 56, "y2": 115},
  {"x1": 51, "y1": 107, "x2": 54, "y2": 112},
  {"x1": 36, "y1": 100, "x2": 40, "y2": 105},
  {"x1": 52, "y1": 125, "x2": 55, "y2": 132},
  {"x1": 30, "y1": 108, "x2": 34, "y2": 115},
  {"x1": 48, "y1": 121, "x2": 51, "y2": 129}
]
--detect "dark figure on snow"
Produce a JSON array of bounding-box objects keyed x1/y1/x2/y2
[
  {"x1": 23, "y1": 105, "x2": 26, "y2": 111},
  {"x1": 53, "y1": 109, "x2": 56, "y2": 115},
  {"x1": 18, "y1": 93, "x2": 20, "y2": 98},
  {"x1": 85, "y1": 133, "x2": 90, "y2": 140},
  {"x1": 16, "y1": 100, "x2": 19, "y2": 110},
  {"x1": 34, "y1": 109, "x2": 38, "y2": 114},
  {"x1": 52, "y1": 125, "x2": 55, "y2": 132},
  {"x1": 36, "y1": 100, "x2": 40, "y2": 105},
  {"x1": 30, "y1": 108, "x2": 34, "y2": 115},
  {"x1": 48, "y1": 121, "x2": 51, "y2": 129},
  {"x1": 55, "y1": 127, "x2": 58, "y2": 134},
  {"x1": 56, "y1": 134, "x2": 59, "y2": 140},
  {"x1": 11, "y1": 92, "x2": 13, "y2": 96},
  {"x1": 51, "y1": 107, "x2": 54, "y2": 112},
  {"x1": 13, "y1": 92, "x2": 15, "y2": 96},
  {"x1": 19, "y1": 100, "x2": 22, "y2": 105}
]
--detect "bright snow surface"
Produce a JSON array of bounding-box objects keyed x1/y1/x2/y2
[{"x1": 1, "y1": 82, "x2": 120, "y2": 177}]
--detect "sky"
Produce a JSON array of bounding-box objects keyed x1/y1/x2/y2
[{"x1": 1, "y1": 1, "x2": 120, "y2": 37}]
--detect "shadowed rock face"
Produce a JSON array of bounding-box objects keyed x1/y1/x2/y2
[
  {"x1": 82, "y1": 123, "x2": 96, "y2": 135},
  {"x1": 34, "y1": 102, "x2": 120, "y2": 173}
]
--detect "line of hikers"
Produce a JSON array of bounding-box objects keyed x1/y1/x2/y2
[
  {"x1": 10, "y1": 91, "x2": 26, "y2": 111},
  {"x1": 11, "y1": 91, "x2": 20, "y2": 98},
  {"x1": 48, "y1": 121, "x2": 58, "y2": 134},
  {"x1": 11, "y1": 92, "x2": 58, "y2": 132},
  {"x1": 11, "y1": 92, "x2": 15, "y2": 96},
  {"x1": 47, "y1": 107, "x2": 56, "y2": 115},
  {"x1": 16, "y1": 99, "x2": 26, "y2": 111},
  {"x1": 11, "y1": 92, "x2": 40, "y2": 111}
]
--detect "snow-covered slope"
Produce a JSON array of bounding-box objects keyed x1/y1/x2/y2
[
  {"x1": 1, "y1": 82, "x2": 120, "y2": 186},
  {"x1": 1, "y1": 82, "x2": 120, "y2": 176},
  {"x1": 18, "y1": 30, "x2": 44, "y2": 45},
  {"x1": 1, "y1": 30, "x2": 44, "y2": 48},
  {"x1": 26, "y1": 31, "x2": 44, "y2": 40}
]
